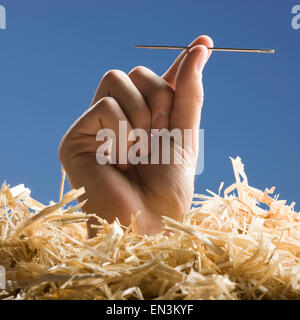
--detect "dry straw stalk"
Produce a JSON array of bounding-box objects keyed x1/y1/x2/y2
[{"x1": 0, "y1": 157, "x2": 299, "y2": 300}]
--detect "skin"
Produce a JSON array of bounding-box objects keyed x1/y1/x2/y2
[{"x1": 59, "y1": 35, "x2": 214, "y2": 237}]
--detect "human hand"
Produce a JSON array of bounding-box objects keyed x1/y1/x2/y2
[{"x1": 59, "y1": 35, "x2": 213, "y2": 237}]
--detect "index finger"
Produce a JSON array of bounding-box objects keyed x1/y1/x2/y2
[{"x1": 162, "y1": 35, "x2": 213, "y2": 88}]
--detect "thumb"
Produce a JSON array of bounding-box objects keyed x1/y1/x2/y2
[
  {"x1": 162, "y1": 35, "x2": 213, "y2": 88},
  {"x1": 170, "y1": 44, "x2": 208, "y2": 133}
]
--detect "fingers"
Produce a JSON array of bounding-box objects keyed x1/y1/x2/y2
[
  {"x1": 128, "y1": 66, "x2": 173, "y2": 130},
  {"x1": 162, "y1": 35, "x2": 213, "y2": 88},
  {"x1": 95, "y1": 98, "x2": 134, "y2": 170},
  {"x1": 59, "y1": 97, "x2": 134, "y2": 170},
  {"x1": 170, "y1": 45, "x2": 208, "y2": 141},
  {"x1": 91, "y1": 70, "x2": 151, "y2": 131}
]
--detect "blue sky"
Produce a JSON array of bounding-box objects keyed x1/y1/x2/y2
[{"x1": 0, "y1": 0, "x2": 299, "y2": 209}]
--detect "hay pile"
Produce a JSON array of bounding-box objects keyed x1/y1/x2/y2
[{"x1": 0, "y1": 157, "x2": 299, "y2": 300}]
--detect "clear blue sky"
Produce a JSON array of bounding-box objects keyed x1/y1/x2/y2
[{"x1": 0, "y1": 1, "x2": 299, "y2": 209}]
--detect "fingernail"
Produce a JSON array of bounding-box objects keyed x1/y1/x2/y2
[{"x1": 152, "y1": 111, "x2": 169, "y2": 129}]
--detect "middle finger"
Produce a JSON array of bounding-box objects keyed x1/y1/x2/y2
[{"x1": 92, "y1": 69, "x2": 151, "y2": 131}]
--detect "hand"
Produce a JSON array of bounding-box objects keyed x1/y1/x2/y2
[{"x1": 58, "y1": 35, "x2": 213, "y2": 237}]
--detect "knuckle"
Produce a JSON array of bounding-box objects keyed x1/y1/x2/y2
[
  {"x1": 128, "y1": 65, "x2": 148, "y2": 78},
  {"x1": 94, "y1": 96, "x2": 116, "y2": 114},
  {"x1": 176, "y1": 90, "x2": 204, "y2": 103},
  {"x1": 101, "y1": 69, "x2": 125, "y2": 83}
]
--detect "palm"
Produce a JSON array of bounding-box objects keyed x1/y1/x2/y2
[{"x1": 66, "y1": 133, "x2": 195, "y2": 236}]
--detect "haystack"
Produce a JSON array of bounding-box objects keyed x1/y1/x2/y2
[{"x1": 0, "y1": 157, "x2": 299, "y2": 300}]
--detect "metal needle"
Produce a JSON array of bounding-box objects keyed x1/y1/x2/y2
[{"x1": 135, "y1": 45, "x2": 275, "y2": 54}]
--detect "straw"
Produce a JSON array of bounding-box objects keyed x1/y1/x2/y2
[{"x1": 0, "y1": 156, "x2": 299, "y2": 300}]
